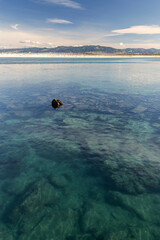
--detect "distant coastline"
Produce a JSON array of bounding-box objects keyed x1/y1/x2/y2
[
  {"x1": 0, "y1": 53, "x2": 160, "y2": 58},
  {"x1": 1, "y1": 45, "x2": 160, "y2": 57}
]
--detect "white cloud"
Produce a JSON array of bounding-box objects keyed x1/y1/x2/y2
[
  {"x1": 11, "y1": 24, "x2": 19, "y2": 30},
  {"x1": 47, "y1": 18, "x2": 72, "y2": 24},
  {"x1": 112, "y1": 25, "x2": 160, "y2": 35},
  {"x1": 20, "y1": 40, "x2": 41, "y2": 44},
  {"x1": 104, "y1": 33, "x2": 120, "y2": 37},
  {"x1": 19, "y1": 40, "x2": 56, "y2": 47},
  {"x1": 40, "y1": 0, "x2": 82, "y2": 9}
]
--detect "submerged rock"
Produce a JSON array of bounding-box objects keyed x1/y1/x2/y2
[
  {"x1": 51, "y1": 99, "x2": 63, "y2": 109},
  {"x1": 3, "y1": 179, "x2": 61, "y2": 237},
  {"x1": 132, "y1": 105, "x2": 147, "y2": 113}
]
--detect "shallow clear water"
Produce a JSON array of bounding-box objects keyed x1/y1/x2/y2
[{"x1": 0, "y1": 57, "x2": 160, "y2": 240}]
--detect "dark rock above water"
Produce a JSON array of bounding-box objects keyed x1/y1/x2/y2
[{"x1": 51, "y1": 99, "x2": 63, "y2": 109}]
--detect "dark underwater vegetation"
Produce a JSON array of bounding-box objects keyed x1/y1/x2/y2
[{"x1": 0, "y1": 57, "x2": 160, "y2": 239}]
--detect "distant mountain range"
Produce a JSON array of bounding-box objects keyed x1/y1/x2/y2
[{"x1": 1, "y1": 45, "x2": 160, "y2": 54}]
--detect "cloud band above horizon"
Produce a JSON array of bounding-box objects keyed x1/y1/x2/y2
[{"x1": 112, "y1": 25, "x2": 160, "y2": 35}]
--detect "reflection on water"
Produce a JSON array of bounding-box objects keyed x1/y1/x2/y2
[{"x1": 0, "y1": 58, "x2": 160, "y2": 239}]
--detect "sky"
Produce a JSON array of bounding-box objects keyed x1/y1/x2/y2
[{"x1": 0, "y1": 0, "x2": 160, "y2": 48}]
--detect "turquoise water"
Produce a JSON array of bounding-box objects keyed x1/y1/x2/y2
[{"x1": 0, "y1": 57, "x2": 160, "y2": 240}]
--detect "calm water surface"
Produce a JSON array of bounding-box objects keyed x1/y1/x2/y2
[{"x1": 0, "y1": 57, "x2": 160, "y2": 240}]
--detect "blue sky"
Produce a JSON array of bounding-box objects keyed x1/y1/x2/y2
[{"x1": 1, "y1": 0, "x2": 160, "y2": 48}]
